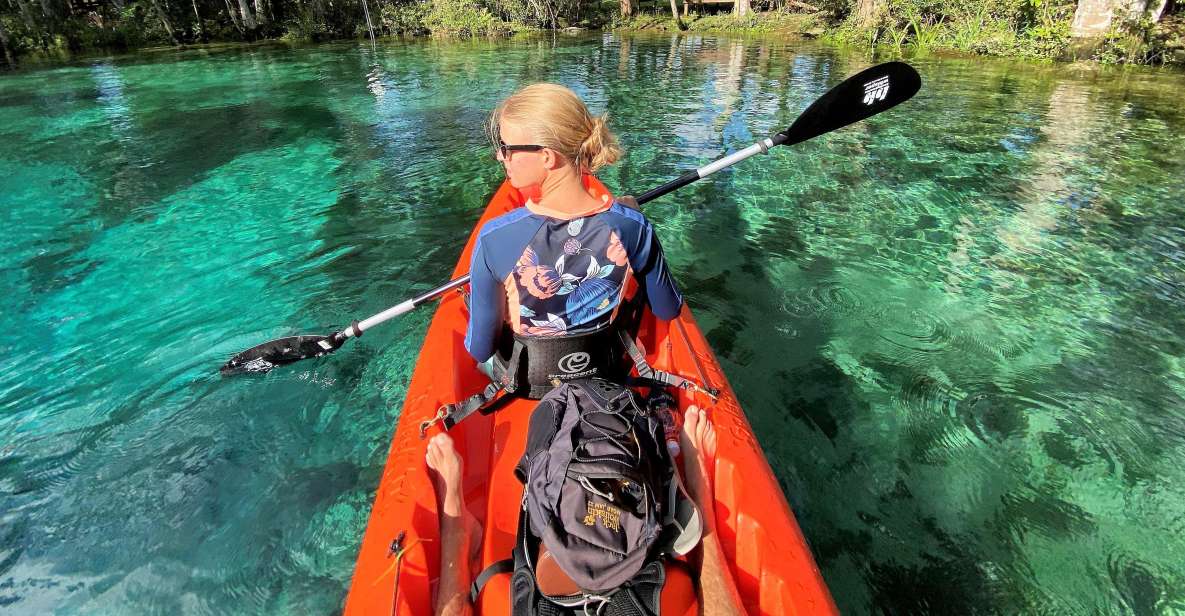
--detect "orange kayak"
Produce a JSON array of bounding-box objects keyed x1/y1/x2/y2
[{"x1": 344, "y1": 178, "x2": 838, "y2": 615}]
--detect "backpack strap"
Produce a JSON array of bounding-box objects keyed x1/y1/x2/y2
[
  {"x1": 469, "y1": 558, "x2": 515, "y2": 604},
  {"x1": 471, "y1": 501, "x2": 536, "y2": 606}
]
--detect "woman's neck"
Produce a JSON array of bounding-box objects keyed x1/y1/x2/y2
[{"x1": 527, "y1": 165, "x2": 605, "y2": 217}]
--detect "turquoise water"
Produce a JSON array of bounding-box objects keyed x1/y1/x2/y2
[{"x1": 2, "y1": 35, "x2": 1185, "y2": 614}]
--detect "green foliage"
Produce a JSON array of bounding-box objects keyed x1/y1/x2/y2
[
  {"x1": 612, "y1": 13, "x2": 674, "y2": 30},
  {"x1": 487, "y1": 0, "x2": 538, "y2": 27},
  {"x1": 1023, "y1": 14, "x2": 1068, "y2": 58},
  {"x1": 810, "y1": 0, "x2": 854, "y2": 20},
  {"x1": 820, "y1": 0, "x2": 1074, "y2": 60},
  {"x1": 423, "y1": 0, "x2": 514, "y2": 36},
  {"x1": 615, "y1": 9, "x2": 812, "y2": 34},
  {"x1": 0, "y1": 0, "x2": 1177, "y2": 66},
  {"x1": 1, "y1": 15, "x2": 41, "y2": 56},
  {"x1": 379, "y1": 1, "x2": 431, "y2": 35},
  {"x1": 1092, "y1": 14, "x2": 1173, "y2": 64},
  {"x1": 1, "y1": 1, "x2": 169, "y2": 56},
  {"x1": 282, "y1": 5, "x2": 333, "y2": 42},
  {"x1": 905, "y1": 10, "x2": 942, "y2": 51}
]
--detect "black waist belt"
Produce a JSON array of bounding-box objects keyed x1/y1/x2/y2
[{"x1": 433, "y1": 326, "x2": 720, "y2": 436}]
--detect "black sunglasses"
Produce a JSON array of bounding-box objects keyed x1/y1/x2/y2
[{"x1": 495, "y1": 139, "x2": 545, "y2": 159}]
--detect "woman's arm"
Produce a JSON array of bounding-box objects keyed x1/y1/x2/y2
[
  {"x1": 464, "y1": 237, "x2": 507, "y2": 363},
  {"x1": 634, "y1": 221, "x2": 683, "y2": 320}
]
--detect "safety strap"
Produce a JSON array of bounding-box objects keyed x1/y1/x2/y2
[
  {"x1": 426, "y1": 340, "x2": 525, "y2": 436},
  {"x1": 618, "y1": 330, "x2": 720, "y2": 400}
]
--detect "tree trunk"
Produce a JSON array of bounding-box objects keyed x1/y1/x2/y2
[
  {"x1": 237, "y1": 0, "x2": 257, "y2": 29},
  {"x1": 254, "y1": 0, "x2": 267, "y2": 23},
  {"x1": 1071, "y1": 0, "x2": 1166, "y2": 38},
  {"x1": 668, "y1": 0, "x2": 679, "y2": 21},
  {"x1": 147, "y1": 0, "x2": 181, "y2": 44},
  {"x1": 223, "y1": 0, "x2": 245, "y2": 31},
  {"x1": 525, "y1": 0, "x2": 551, "y2": 27},
  {"x1": 619, "y1": 0, "x2": 632, "y2": 18},
  {"x1": 190, "y1": 0, "x2": 203, "y2": 38},
  {"x1": 0, "y1": 20, "x2": 15, "y2": 68},
  {"x1": 12, "y1": 0, "x2": 40, "y2": 32},
  {"x1": 360, "y1": 0, "x2": 375, "y2": 44},
  {"x1": 854, "y1": 0, "x2": 883, "y2": 28},
  {"x1": 734, "y1": 0, "x2": 750, "y2": 17}
]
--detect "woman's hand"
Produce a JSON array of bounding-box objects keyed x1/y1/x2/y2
[{"x1": 617, "y1": 195, "x2": 639, "y2": 210}]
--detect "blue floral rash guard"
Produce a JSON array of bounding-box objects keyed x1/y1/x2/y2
[{"x1": 464, "y1": 200, "x2": 683, "y2": 363}]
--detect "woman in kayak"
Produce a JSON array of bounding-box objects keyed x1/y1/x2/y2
[
  {"x1": 425, "y1": 407, "x2": 746, "y2": 616},
  {"x1": 463, "y1": 83, "x2": 683, "y2": 367},
  {"x1": 425, "y1": 83, "x2": 745, "y2": 615}
]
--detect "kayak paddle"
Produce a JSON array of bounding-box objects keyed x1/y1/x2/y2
[{"x1": 220, "y1": 61, "x2": 921, "y2": 376}]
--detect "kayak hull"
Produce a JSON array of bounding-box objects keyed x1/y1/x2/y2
[{"x1": 345, "y1": 179, "x2": 837, "y2": 615}]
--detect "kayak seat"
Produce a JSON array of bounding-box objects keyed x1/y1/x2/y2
[{"x1": 474, "y1": 559, "x2": 697, "y2": 615}]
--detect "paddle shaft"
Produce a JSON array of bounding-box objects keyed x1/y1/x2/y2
[
  {"x1": 257, "y1": 61, "x2": 921, "y2": 357},
  {"x1": 336, "y1": 131, "x2": 795, "y2": 342}
]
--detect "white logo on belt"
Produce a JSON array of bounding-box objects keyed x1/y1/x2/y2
[
  {"x1": 558, "y1": 352, "x2": 591, "y2": 374},
  {"x1": 863, "y1": 76, "x2": 890, "y2": 105}
]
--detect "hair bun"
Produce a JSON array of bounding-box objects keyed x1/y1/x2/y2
[{"x1": 579, "y1": 114, "x2": 621, "y2": 173}]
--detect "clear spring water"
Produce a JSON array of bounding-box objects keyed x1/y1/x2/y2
[{"x1": 2, "y1": 34, "x2": 1184, "y2": 615}]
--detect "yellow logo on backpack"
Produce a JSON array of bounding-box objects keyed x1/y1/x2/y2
[{"x1": 582, "y1": 502, "x2": 622, "y2": 532}]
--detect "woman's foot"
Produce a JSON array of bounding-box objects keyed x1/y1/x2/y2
[
  {"x1": 679, "y1": 406, "x2": 718, "y2": 523},
  {"x1": 679, "y1": 406, "x2": 747, "y2": 615}
]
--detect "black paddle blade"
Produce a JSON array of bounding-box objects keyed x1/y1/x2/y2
[
  {"x1": 220, "y1": 334, "x2": 342, "y2": 376},
  {"x1": 778, "y1": 62, "x2": 921, "y2": 147}
]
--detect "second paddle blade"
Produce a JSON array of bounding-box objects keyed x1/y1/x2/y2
[{"x1": 220, "y1": 334, "x2": 341, "y2": 376}]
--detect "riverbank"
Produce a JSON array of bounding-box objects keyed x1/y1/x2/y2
[
  {"x1": 613, "y1": 8, "x2": 1185, "y2": 65},
  {"x1": 4, "y1": 0, "x2": 1183, "y2": 69}
]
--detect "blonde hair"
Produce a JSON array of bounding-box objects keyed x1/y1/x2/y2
[{"x1": 489, "y1": 83, "x2": 622, "y2": 173}]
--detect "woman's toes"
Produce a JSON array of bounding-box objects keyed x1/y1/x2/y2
[
  {"x1": 426, "y1": 434, "x2": 460, "y2": 478},
  {"x1": 432, "y1": 433, "x2": 454, "y2": 451},
  {"x1": 683, "y1": 405, "x2": 701, "y2": 436},
  {"x1": 695, "y1": 409, "x2": 711, "y2": 442}
]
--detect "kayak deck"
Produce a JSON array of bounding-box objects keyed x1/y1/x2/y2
[{"x1": 344, "y1": 180, "x2": 837, "y2": 615}]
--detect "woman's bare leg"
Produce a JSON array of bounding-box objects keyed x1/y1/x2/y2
[
  {"x1": 680, "y1": 406, "x2": 747, "y2": 616},
  {"x1": 425, "y1": 433, "x2": 482, "y2": 616}
]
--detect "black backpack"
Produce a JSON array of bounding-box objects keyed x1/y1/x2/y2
[{"x1": 471, "y1": 379, "x2": 697, "y2": 615}]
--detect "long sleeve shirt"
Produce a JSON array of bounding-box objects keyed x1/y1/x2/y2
[{"x1": 464, "y1": 200, "x2": 682, "y2": 363}]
